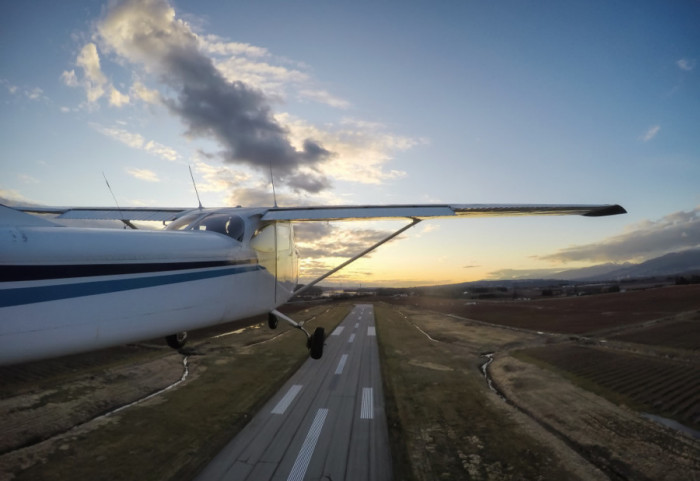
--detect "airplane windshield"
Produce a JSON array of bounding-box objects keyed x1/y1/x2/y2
[
  {"x1": 166, "y1": 212, "x2": 206, "y2": 231},
  {"x1": 167, "y1": 212, "x2": 246, "y2": 241}
]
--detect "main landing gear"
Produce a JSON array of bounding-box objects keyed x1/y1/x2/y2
[
  {"x1": 165, "y1": 331, "x2": 188, "y2": 349},
  {"x1": 268, "y1": 310, "x2": 325, "y2": 360}
]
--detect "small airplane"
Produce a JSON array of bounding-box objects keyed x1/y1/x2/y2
[{"x1": 0, "y1": 202, "x2": 625, "y2": 365}]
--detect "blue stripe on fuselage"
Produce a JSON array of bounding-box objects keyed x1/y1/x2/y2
[{"x1": 0, "y1": 265, "x2": 264, "y2": 308}]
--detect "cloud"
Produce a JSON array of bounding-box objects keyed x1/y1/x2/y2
[
  {"x1": 0, "y1": 189, "x2": 38, "y2": 206},
  {"x1": 677, "y1": 58, "x2": 696, "y2": 71},
  {"x1": 299, "y1": 89, "x2": 351, "y2": 109},
  {"x1": 295, "y1": 223, "x2": 395, "y2": 259},
  {"x1": 109, "y1": 86, "x2": 130, "y2": 107},
  {"x1": 25, "y1": 87, "x2": 44, "y2": 101},
  {"x1": 640, "y1": 125, "x2": 660, "y2": 142},
  {"x1": 214, "y1": 56, "x2": 309, "y2": 96},
  {"x1": 61, "y1": 0, "x2": 420, "y2": 199},
  {"x1": 199, "y1": 35, "x2": 269, "y2": 58},
  {"x1": 485, "y1": 268, "x2": 564, "y2": 280},
  {"x1": 538, "y1": 207, "x2": 700, "y2": 263},
  {"x1": 279, "y1": 114, "x2": 417, "y2": 184},
  {"x1": 2, "y1": 79, "x2": 46, "y2": 102},
  {"x1": 126, "y1": 167, "x2": 160, "y2": 182},
  {"x1": 130, "y1": 81, "x2": 161, "y2": 104},
  {"x1": 96, "y1": 0, "x2": 333, "y2": 191},
  {"x1": 63, "y1": 43, "x2": 129, "y2": 107},
  {"x1": 92, "y1": 124, "x2": 180, "y2": 162}
]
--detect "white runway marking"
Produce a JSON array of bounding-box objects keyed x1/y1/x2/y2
[
  {"x1": 287, "y1": 408, "x2": 328, "y2": 481},
  {"x1": 367, "y1": 326, "x2": 376, "y2": 336},
  {"x1": 348, "y1": 333, "x2": 356, "y2": 343},
  {"x1": 355, "y1": 322, "x2": 359, "y2": 328},
  {"x1": 335, "y1": 354, "x2": 348, "y2": 375},
  {"x1": 331, "y1": 326, "x2": 345, "y2": 336},
  {"x1": 361, "y1": 388, "x2": 374, "y2": 419},
  {"x1": 271, "y1": 385, "x2": 302, "y2": 415}
]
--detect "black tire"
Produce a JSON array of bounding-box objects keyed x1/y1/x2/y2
[
  {"x1": 308, "y1": 327, "x2": 325, "y2": 360},
  {"x1": 268, "y1": 312, "x2": 279, "y2": 330},
  {"x1": 166, "y1": 332, "x2": 188, "y2": 349}
]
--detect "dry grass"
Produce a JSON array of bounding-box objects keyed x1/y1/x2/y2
[{"x1": 374, "y1": 303, "x2": 577, "y2": 481}]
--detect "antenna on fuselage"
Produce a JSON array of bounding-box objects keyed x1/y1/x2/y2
[
  {"x1": 102, "y1": 171, "x2": 131, "y2": 229},
  {"x1": 189, "y1": 165, "x2": 203, "y2": 210},
  {"x1": 269, "y1": 161, "x2": 278, "y2": 208}
]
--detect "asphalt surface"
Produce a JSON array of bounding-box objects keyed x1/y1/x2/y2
[{"x1": 194, "y1": 303, "x2": 392, "y2": 481}]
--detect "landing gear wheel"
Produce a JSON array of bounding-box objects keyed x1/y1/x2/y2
[
  {"x1": 268, "y1": 312, "x2": 279, "y2": 330},
  {"x1": 166, "y1": 332, "x2": 188, "y2": 349},
  {"x1": 308, "y1": 327, "x2": 325, "y2": 360}
]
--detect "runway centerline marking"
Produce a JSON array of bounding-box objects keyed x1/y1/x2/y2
[
  {"x1": 335, "y1": 354, "x2": 348, "y2": 375},
  {"x1": 361, "y1": 388, "x2": 374, "y2": 419},
  {"x1": 287, "y1": 408, "x2": 328, "y2": 481},
  {"x1": 367, "y1": 326, "x2": 376, "y2": 336},
  {"x1": 348, "y1": 333, "x2": 356, "y2": 343},
  {"x1": 271, "y1": 385, "x2": 302, "y2": 415}
]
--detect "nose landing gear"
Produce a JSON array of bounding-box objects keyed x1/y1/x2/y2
[{"x1": 268, "y1": 309, "x2": 325, "y2": 359}]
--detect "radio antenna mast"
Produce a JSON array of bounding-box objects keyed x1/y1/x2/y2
[
  {"x1": 102, "y1": 171, "x2": 128, "y2": 229},
  {"x1": 269, "y1": 161, "x2": 278, "y2": 208},
  {"x1": 189, "y1": 165, "x2": 203, "y2": 210}
]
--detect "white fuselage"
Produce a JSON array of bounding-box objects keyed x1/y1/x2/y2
[{"x1": 0, "y1": 207, "x2": 298, "y2": 365}]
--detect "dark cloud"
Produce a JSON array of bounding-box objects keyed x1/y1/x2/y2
[
  {"x1": 98, "y1": 0, "x2": 333, "y2": 190},
  {"x1": 285, "y1": 172, "x2": 332, "y2": 193},
  {"x1": 538, "y1": 208, "x2": 700, "y2": 263},
  {"x1": 293, "y1": 222, "x2": 335, "y2": 242}
]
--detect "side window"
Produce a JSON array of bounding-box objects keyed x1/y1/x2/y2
[
  {"x1": 276, "y1": 223, "x2": 291, "y2": 252},
  {"x1": 250, "y1": 224, "x2": 275, "y2": 253}
]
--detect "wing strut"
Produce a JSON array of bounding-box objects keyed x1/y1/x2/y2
[{"x1": 293, "y1": 218, "x2": 422, "y2": 298}]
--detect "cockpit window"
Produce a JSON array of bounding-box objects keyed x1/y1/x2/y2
[
  {"x1": 167, "y1": 213, "x2": 246, "y2": 241},
  {"x1": 166, "y1": 212, "x2": 206, "y2": 231}
]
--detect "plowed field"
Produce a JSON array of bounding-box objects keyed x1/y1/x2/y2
[{"x1": 518, "y1": 344, "x2": 700, "y2": 431}]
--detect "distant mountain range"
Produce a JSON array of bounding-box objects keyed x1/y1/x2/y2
[{"x1": 524, "y1": 249, "x2": 700, "y2": 282}]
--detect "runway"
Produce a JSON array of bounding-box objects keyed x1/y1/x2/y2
[{"x1": 195, "y1": 304, "x2": 392, "y2": 481}]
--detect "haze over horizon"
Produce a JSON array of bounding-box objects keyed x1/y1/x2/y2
[{"x1": 2, "y1": 0, "x2": 698, "y2": 286}]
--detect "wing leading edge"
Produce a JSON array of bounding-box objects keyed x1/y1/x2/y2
[
  {"x1": 13, "y1": 206, "x2": 191, "y2": 222},
  {"x1": 262, "y1": 203, "x2": 626, "y2": 222},
  {"x1": 12, "y1": 203, "x2": 626, "y2": 223}
]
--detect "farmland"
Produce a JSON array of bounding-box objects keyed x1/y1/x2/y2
[
  {"x1": 516, "y1": 344, "x2": 700, "y2": 431},
  {"x1": 389, "y1": 284, "x2": 700, "y2": 334},
  {"x1": 377, "y1": 284, "x2": 700, "y2": 479}
]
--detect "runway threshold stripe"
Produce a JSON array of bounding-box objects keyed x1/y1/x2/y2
[
  {"x1": 271, "y1": 385, "x2": 303, "y2": 415},
  {"x1": 361, "y1": 388, "x2": 374, "y2": 419},
  {"x1": 287, "y1": 408, "x2": 328, "y2": 481},
  {"x1": 331, "y1": 326, "x2": 344, "y2": 336},
  {"x1": 348, "y1": 333, "x2": 356, "y2": 343},
  {"x1": 367, "y1": 326, "x2": 376, "y2": 336},
  {"x1": 335, "y1": 354, "x2": 348, "y2": 375}
]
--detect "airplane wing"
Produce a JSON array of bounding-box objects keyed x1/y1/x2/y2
[
  {"x1": 13, "y1": 203, "x2": 626, "y2": 223},
  {"x1": 12, "y1": 206, "x2": 191, "y2": 222},
  {"x1": 262, "y1": 204, "x2": 627, "y2": 222}
]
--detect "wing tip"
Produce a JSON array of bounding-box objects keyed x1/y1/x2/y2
[{"x1": 583, "y1": 204, "x2": 627, "y2": 217}]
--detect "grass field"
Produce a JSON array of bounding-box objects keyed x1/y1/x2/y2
[{"x1": 374, "y1": 303, "x2": 580, "y2": 481}]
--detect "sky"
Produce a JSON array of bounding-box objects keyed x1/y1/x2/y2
[{"x1": 1, "y1": 0, "x2": 699, "y2": 286}]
